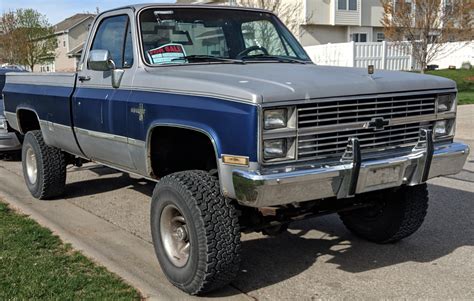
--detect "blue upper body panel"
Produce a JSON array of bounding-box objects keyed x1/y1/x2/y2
[
  {"x1": 4, "y1": 83, "x2": 259, "y2": 161},
  {"x1": 3, "y1": 83, "x2": 75, "y2": 126}
]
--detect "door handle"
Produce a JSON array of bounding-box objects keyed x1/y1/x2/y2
[{"x1": 78, "y1": 75, "x2": 91, "y2": 82}]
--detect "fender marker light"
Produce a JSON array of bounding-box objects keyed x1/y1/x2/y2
[{"x1": 222, "y1": 155, "x2": 249, "y2": 166}]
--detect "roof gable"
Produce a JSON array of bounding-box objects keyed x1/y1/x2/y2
[{"x1": 54, "y1": 13, "x2": 95, "y2": 33}]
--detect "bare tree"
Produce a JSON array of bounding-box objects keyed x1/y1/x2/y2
[
  {"x1": 381, "y1": 0, "x2": 473, "y2": 73},
  {"x1": 0, "y1": 9, "x2": 56, "y2": 71},
  {"x1": 236, "y1": 0, "x2": 306, "y2": 38}
]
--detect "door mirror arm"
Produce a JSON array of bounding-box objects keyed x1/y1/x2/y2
[{"x1": 111, "y1": 68, "x2": 125, "y2": 89}]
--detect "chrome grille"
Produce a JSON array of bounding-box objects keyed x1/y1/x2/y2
[
  {"x1": 298, "y1": 94, "x2": 436, "y2": 128},
  {"x1": 298, "y1": 122, "x2": 432, "y2": 161}
]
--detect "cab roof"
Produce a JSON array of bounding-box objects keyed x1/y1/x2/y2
[{"x1": 102, "y1": 3, "x2": 271, "y2": 15}]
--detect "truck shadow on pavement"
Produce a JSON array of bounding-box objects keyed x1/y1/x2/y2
[
  {"x1": 57, "y1": 166, "x2": 473, "y2": 295},
  {"x1": 233, "y1": 184, "x2": 473, "y2": 293},
  {"x1": 63, "y1": 166, "x2": 154, "y2": 199}
]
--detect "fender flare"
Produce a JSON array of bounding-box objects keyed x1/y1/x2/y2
[
  {"x1": 145, "y1": 121, "x2": 221, "y2": 177},
  {"x1": 15, "y1": 106, "x2": 42, "y2": 134}
]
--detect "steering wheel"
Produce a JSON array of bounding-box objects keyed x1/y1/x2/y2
[{"x1": 236, "y1": 46, "x2": 269, "y2": 59}]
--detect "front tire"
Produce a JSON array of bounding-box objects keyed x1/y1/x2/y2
[
  {"x1": 151, "y1": 170, "x2": 241, "y2": 295},
  {"x1": 22, "y1": 130, "x2": 66, "y2": 199},
  {"x1": 339, "y1": 184, "x2": 429, "y2": 243}
]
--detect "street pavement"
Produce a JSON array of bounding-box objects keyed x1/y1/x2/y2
[{"x1": 0, "y1": 106, "x2": 473, "y2": 300}]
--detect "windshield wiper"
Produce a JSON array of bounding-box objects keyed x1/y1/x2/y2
[
  {"x1": 172, "y1": 55, "x2": 245, "y2": 64},
  {"x1": 241, "y1": 55, "x2": 309, "y2": 64}
]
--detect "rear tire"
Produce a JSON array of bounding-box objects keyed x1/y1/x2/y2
[
  {"x1": 151, "y1": 170, "x2": 241, "y2": 295},
  {"x1": 22, "y1": 130, "x2": 66, "y2": 199},
  {"x1": 339, "y1": 184, "x2": 429, "y2": 243}
]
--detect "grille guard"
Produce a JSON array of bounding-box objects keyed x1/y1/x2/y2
[{"x1": 233, "y1": 130, "x2": 468, "y2": 208}]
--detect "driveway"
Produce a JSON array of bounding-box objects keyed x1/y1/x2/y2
[{"x1": 0, "y1": 106, "x2": 473, "y2": 300}]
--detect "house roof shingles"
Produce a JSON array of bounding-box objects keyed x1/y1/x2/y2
[{"x1": 54, "y1": 13, "x2": 95, "y2": 33}]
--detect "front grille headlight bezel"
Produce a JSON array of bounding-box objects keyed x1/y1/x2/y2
[
  {"x1": 263, "y1": 137, "x2": 296, "y2": 162},
  {"x1": 436, "y1": 93, "x2": 456, "y2": 113},
  {"x1": 433, "y1": 119, "x2": 455, "y2": 140},
  {"x1": 263, "y1": 107, "x2": 296, "y2": 131},
  {"x1": 264, "y1": 108, "x2": 288, "y2": 130},
  {"x1": 261, "y1": 106, "x2": 297, "y2": 163}
]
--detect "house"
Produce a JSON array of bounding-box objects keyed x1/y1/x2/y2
[
  {"x1": 176, "y1": 0, "x2": 386, "y2": 46},
  {"x1": 37, "y1": 13, "x2": 95, "y2": 72},
  {"x1": 301, "y1": 0, "x2": 386, "y2": 45}
]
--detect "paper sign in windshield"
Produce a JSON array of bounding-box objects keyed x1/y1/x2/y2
[{"x1": 147, "y1": 43, "x2": 186, "y2": 64}]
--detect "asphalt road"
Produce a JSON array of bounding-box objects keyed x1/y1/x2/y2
[{"x1": 0, "y1": 106, "x2": 473, "y2": 300}]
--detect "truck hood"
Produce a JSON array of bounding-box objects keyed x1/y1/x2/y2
[{"x1": 141, "y1": 63, "x2": 456, "y2": 104}]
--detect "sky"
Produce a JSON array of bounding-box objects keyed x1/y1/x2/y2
[{"x1": 1, "y1": 0, "x2": 175, "y2": 25}]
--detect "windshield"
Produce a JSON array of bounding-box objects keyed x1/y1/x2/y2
[{"x1": 139, "y1": 8, "x2": 310, "y2": 65}]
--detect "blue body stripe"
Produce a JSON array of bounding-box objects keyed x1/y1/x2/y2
[
  {"x1": 4, "y1": 84, "x2": 259, "y2": 161},
  {"x1": 3, "y1": 83, "x2": 74, "y2": 126}
]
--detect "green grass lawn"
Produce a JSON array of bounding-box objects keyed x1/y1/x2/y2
[
  {"x1": 0, "y1": 201, "x2": 141, "y2": 300},
  {"x1": 425, "y1": 69, "x2": 474, "y2": 105}
]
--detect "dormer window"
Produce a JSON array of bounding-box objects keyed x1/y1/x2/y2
[{"x1": 338, "y1": 0, "x2": 357, "y2": 11}]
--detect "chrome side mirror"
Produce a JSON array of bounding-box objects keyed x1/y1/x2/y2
[
  {"x1": 88, "y1": 49, "x2": 114, "y2": 71},
  {"x1": 88, "y1": 49, "x2": 124, "y2": 89}
]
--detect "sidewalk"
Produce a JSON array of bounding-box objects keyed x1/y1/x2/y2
[
  {"x1": 455, "y1": 104, "x2": 474, "y2": 141},
  {"x1": 0, "y1": 167, "x2": 249, "y2": 301}
]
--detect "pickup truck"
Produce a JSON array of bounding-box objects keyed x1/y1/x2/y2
[
  {"x1": 0, "y1": 68, "x2": 24, "y2": 153},
  {"x1": 2, "y1": 4, "x2": 469, "y2": 295}
]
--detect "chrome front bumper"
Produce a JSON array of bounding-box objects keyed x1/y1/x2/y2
[
  {"x1": 233, "y1": 131, "x2": 469, "y2": 207},
  {"x1": 0, "y1": 131, "x2": 21, "y2": 152}
]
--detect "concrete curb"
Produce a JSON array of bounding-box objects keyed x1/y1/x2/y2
[{"x1": 0, "y1": 166, "x2": 250, "y2": 301}]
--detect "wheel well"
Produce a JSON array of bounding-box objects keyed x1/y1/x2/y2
[
  {"x1": 149, "y1": 127, "x2": 218, "y2": 178},
  {"x1": 17, "y1": 110, "x2": 40, "y2": 134}
]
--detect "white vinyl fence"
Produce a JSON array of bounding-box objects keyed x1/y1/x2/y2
[{"x1": 304, "y1": 41, "x2": 474, "y2": 71}]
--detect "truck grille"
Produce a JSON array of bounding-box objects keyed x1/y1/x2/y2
[
  {"x1": 297, "y1": 122, "x2": 433, "y2": 161},
  {"x1": 297, "y1": 94, "x2": 436, "y2": 128}
]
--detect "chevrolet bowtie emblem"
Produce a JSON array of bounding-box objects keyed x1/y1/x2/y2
[{"x1": 365, "y1": 117, "x2": 389, "y2": 131}]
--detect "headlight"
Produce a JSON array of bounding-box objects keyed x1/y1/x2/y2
[
  {"x1": 0, "y1": 116, "x2": 7, "y2": 131},
  {"x1": 264, "y1": 109, "x2": 287, "y2": 130},
  {"x1": 264, "y1": 139, "x2": 287, "y2": 159},
  {"x1": 434, "y1": 119, "x2": 455, "y2": 139},
  {"x1": 437, "y1": 94, "x2": 456, "y2": 113},
  {"x1": 263, "y1": 138, "x2": 296, "y2": 161}
]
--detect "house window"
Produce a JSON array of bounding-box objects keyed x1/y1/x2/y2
[
  {"x1": 63, "y1": 40, "x2": 66, "y2": 47},
  {"x1": 394, "y1": 0, "x2": 412, "y2": 13},
  {"x1": 376, "y1": 32, "x2": 385, "y2": 42},
  {"x1": 338, "y1": 0, "x2": 357, "y2": 11},
  {"x1": 351, "y1": 33, "x2": 367, "y2": 42}
]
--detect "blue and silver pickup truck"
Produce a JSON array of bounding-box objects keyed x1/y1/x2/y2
[{"x1": 2, "y1": 4, "x2": 470, "y2": 295}]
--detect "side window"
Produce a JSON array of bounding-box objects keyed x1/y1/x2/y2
[{"x1": 91, "y1": 15, "x2": 134, "y2": 69}]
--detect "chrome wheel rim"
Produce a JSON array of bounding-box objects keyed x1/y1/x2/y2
[
  {"x1": 160, "y1": 204, "x2": 190, "y2": 267},
  {"x1": 25, "y1": 147, "x2": 38, "y2": 184}
]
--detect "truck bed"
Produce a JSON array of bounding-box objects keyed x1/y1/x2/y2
[{"x1": 3, "y1": 72, "x2": 82, "y2": 155}]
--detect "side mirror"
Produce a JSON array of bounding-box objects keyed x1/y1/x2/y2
[
  {"x1": 87, "y1": 49, "x2": 124, "y2": 89},
  {"x1": 88, "y1": 49, "x2": 114, "y2": 71}
]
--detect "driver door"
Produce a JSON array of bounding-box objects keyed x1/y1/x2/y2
[{"x1": 72, "y1": 11, "x2": 136, "y2": 170}]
